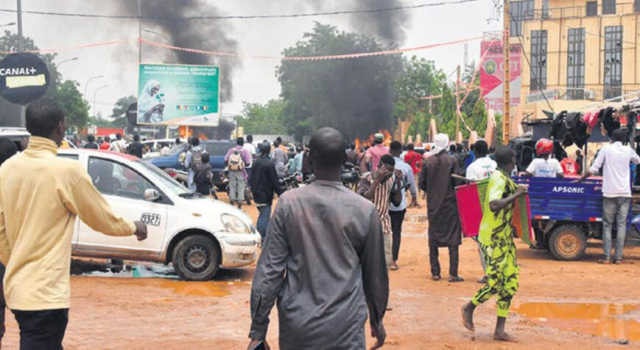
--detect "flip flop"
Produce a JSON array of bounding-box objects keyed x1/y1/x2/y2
[
  {"x1": 449, "y1": 276, "x2": 465, "y2": 283},
  {"x1": 432, "y1": 275, "x2": 442, "y2": 281},
  {"x1": 390, "y1": 265, "x2": 399, "y2": 271},
  {"x1": 598, "y1": 259, "x2": 611, "y2": 264}
]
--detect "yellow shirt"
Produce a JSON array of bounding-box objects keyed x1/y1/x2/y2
[{"x1": 0, "y1": 137, "x2": 136, "y2": 311}]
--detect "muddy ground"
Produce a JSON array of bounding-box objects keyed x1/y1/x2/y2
[{"x1": 2, "y1": 195, "x2": 639, "y2": 349}]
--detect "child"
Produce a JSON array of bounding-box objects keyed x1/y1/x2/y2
[{"x1": 194, "y1": 153, "x2": 217, "y2": 199}]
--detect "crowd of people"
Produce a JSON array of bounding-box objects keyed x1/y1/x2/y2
[{"x1": 0, "y1": 98, "x2": 638, "y2": 349}]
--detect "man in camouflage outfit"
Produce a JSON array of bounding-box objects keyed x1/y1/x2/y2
[{"x1": 461, "y1": 146, "x2": 528, "y2": 342}]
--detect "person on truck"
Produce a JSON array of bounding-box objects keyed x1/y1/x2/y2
[
  {"x1": 185, "y1": 137, "x2": 205, "y2": 192},
  {"x1": 462, "y1": 146, "x2": 528, "y2": 342},
  {"x1": 524, "y1": 138, "x2": 564, "y2": 178},
  {"x1": 577, "y1": 128, "x2": 640, "y2": 264}
]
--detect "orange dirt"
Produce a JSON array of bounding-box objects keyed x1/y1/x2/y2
[{"x1": 2, "y1": 196, "x2": 639, "y2": 349}]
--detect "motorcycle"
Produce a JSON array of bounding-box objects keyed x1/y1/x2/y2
[
  {"x1": 341, "y1": 162, "x2": 362, "y2": 191},
  {"x1": 280, "y1": 172, "x2": 302, "y2": 192}
]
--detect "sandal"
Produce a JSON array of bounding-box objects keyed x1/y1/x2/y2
[
  {"x1": 613, "y1": 259, "x2": 622, "y2": 265},
  {"x1": 598, "y1": 259, "x2": 611, "y2": 264},
  {"x1": 477, "y1": 276, "x2": 488, "y2": 284},
  {"x1": 390, "y1": 264, "x2": 399, "y2": 271},
  {"x1": 432, "y1": 275, "x2": 442, "y2": 281},
  {"x1": 449, "y1": 276, "x2": 465, "y2": 283}
]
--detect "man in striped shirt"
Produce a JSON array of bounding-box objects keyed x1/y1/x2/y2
[{"x1": 358, "y1": 155, "x2": 403, "y2": 268}]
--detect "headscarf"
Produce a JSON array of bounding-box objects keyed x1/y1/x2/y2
[
  {"x1": 432, "y1": 133, "x2": 449, "y2": 155},
  {"x1": 138, "y1": 80, "x2": 162, "y2": 123}
]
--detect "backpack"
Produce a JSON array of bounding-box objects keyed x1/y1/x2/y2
[
  {"x1": 189, "y1": 148, "x2": 204, "y2": 171},
  {"x1": 228, "y1": 149, "x2": 245, "y2": 172}
]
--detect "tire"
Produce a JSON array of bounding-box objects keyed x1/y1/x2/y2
[
  {"x1": 172, "y1": 235, "x2": 221, "y2": 281},
  {"x1": 548, "y1": 224, "x2": 588, "y2": 261}
]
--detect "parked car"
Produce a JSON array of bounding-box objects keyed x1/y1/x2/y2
[
  {"x1": 58, "y1": 149, "x2": 261, "y2": 281},
  {"x1": 0, "y1": 127, "x2": 30, "y2": 151},
  {"x1": 147, "y1": 140, "x2": 235, "y2": 190},
  {"x1": 142, "y1": 138, "x2": 181, "y2": 158}
]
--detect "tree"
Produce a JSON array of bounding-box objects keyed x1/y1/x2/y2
[
  {"x1": 278, "y1": 23, "x2": 402, "y2": 140},
  {"x1": 51, "y1": 80, "x2": 89, "y2": 130},
  {"x1": 110, "y1": 95, "x2": 137, "y2": 129},
  {"x1": 238, "y1": 99, "x2": 287, "y2": 135}
]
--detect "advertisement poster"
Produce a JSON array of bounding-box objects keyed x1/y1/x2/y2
[
  {"x1": 138, "y1": 64, "x2": 220, "y2": 126},
  {"x1": 480, "y1": 41, "x2": 521, "y2": 112}
]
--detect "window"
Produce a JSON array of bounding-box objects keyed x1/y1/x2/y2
[
  {"x1": 603, "y1": 0, "x2": 616, "y2": 14},
  {"x1": 57, "y1": 154, "x2": 79, "y2": 161},
  {"x1": 604, "y1": 26, "x2": 623, "y2": 100},
  {"x1": 88, "y1": 157, "x2": 155, "y2": 200},
  {"x1": 542, "y1": 0, "x2": 549, "y2": 19},
  {"x1": 510, "y1": 0, "x2": 534, "y2": 37},
  {"x1": 636, "y1": 0, "x2": 640, "y2": 12},
  {"x1": 567, "y1": 28, "x2": 586, "y2": 99},
  {"x1": 530, "y1": 30, "x2": 548, "y2": 91},
  {"x1": 586, "y1": 1, "x2": 598, "y2": 16}
]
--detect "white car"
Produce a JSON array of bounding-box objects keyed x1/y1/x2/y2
[{"x1": 58, "y1": 149, "x2": 261, "y2": 281}]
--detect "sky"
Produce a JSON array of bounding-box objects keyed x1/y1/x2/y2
[{"x1": 0, "y1": 0, "x2": 501, "y2": 120}]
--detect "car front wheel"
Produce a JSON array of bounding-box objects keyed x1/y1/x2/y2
[{"x1": 172, "y1": 235, "x2": 220, "y2": 281}]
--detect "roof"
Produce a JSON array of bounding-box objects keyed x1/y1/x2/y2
[{"x1": 59, "y1": 148, "x2": 140, "y2": 162}]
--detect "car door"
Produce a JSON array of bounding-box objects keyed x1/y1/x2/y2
[{"x1": 76, "y1": 156, "x2": 168, "y2": 257}]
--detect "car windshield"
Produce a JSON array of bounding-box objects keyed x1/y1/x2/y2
[
  {"x1": 167, "y1": 143, "x2": 189, "y2": 156},
  {"x1": 204, "y1": 142, "x2": 235, "y2": 156},
  {"x1": 136, "y1": 160, "x2": 190, "y2": 196}
]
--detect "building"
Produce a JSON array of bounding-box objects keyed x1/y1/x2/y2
[{"x1": 513, "y1": 0, "x2": 640, "y2": 118}]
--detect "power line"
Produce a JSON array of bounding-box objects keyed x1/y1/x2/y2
[{"x1": 0, "y1": 0, "x2": 479, "y2": 21}]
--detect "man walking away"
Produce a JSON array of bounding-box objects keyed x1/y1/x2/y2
[
  {"x1": 419, "y1": 134, "x2": 464, "y2": 282},
  {"x1": 364, "y1": 133, "x2": 389, "y2": 172},
  {"x1": 388, "y1": 141, "x2": 418, "y2": 270},
  {"x1": 100, "y1": 136, "x2": 111, "y2": 150},
  {"x1": 250, "y1": 141, "x2": 284, "y2": 237},
  {"x1": 578, "y1": 129, "x2": 640, "y2": 264},
  {"x1": 108, "y1": 133, "x2": 127, "y2": 153},
  {"x1": 0, "y1": 138, "x2": 17, "y2": 347},
  {"x1": 462, "y1": 146, "x2": 527, "y2": 342},
  {"x1": 358, "y1": 155, "x2": 403, "y2": 269},
  {"x1": 185, "y1": 137, "x2": 205, "y2": 192},
  {"x1": 466, "y1": 140, "x2": 498, "y2": 283},
  {"x1": 525, "y1": 138, "x2": 563, "y2": 178},
  {"x1": 293, "y1": 146, "x2": 304, "y2": 174},
  {"x1": 84, "y1": 134, "x2": 99, "y2": 149},
  {"x1": 575, "y1": 149, "x2": 584, "y2": 174},
  {"x1": 194, "y1": 153, "x2": 217, "y2": 199},
  {"x1": 127, "y1": 134, "x2": 144, "y2": 158},
  {"x1": 225, "y1": 138, "x2": 251, "y2": 209},
  {"x1": 0, "y1": 99, "x2": 147, "y2": 350},
  {"x1": 248, "y1": 128, "x2": 388, "y2": 350},
  {"x1": 243, "y1": 135, "x2": 257, "y2": 181}
]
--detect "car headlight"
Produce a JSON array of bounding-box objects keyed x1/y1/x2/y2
[{"x1": 221, "y1": 214, "x2": 252, "y2": 234}]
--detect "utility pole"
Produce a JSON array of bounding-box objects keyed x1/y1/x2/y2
[
  {"x1": 17, "y1": 0, "x2": 25, "y2": 127},
  {"x1": 503, "y1": 0, "x2": 511, "y2": 143},
  {"x1": 137, "y1": 0, "x2": 142, "y2": 63},
  {"x1": 455, "y1": 65, "x2": 461, "y2": 140}
]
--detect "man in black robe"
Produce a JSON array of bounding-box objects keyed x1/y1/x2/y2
[{"x1": 419, "y1": 133, "x2": 464, "y2": 283}]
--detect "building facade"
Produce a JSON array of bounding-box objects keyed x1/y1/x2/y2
[{"x1": 513, "y1": 0, "x2": 640, "y2": 117}]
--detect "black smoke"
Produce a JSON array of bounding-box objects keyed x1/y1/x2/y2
[
  {"x1": 346, "y1": 0, "x2": 409, "y2": 45},
  {"x1": 117, "y1": 0, "x2": 240, "y2": 102}
]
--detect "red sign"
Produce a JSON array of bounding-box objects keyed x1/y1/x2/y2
[
  {"x1": 480, "y1": 41, "x2": 522, "y2": 112},
  {"x1": 95, "y1": 128, "x2": 124, "y2": 137}
]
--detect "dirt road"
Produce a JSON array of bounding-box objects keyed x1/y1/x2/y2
[{"x1": 3, "y1": 198, "x2": 639, "y2": 349}]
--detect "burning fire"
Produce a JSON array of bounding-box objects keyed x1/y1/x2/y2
[{"x1": 354, "y1": 130, "x2": 393, "y2": 151}]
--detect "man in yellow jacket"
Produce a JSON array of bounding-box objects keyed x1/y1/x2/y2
[{"x1": 0, "y1": 99, "x2": 148, "y2": 350}]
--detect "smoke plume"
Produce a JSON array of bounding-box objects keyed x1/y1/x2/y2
[
  {"x1": 117, "y1": 0, "x2": 240, "y2": 102},
  {"x1": 346, "y1": 0, "x2": 409, "y2": 45}
]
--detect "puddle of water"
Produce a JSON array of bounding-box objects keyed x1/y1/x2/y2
[
  {"x1": 159, "y1": 280, "x2": 230, "y2": 297},
  {"x1": 514, "y1": 302, "x2": 640, "y2": 342}
]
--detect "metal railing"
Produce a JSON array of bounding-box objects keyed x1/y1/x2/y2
[
  {"x1": 521, "y1": 3, "x2": 639, "y2": 21},
  {"x1": 524, "y1": 86, "x2": 640, "y2": 102}
]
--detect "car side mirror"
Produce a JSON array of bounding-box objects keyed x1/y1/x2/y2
[{"x1": 144, "y1": 189, "x2": 161, "y2": 202}]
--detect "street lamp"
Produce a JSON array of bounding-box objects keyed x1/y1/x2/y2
[
  {"x1": 55, "y1": 57, "x2": 78, "y2": 68},
  {"x1": 143, "y1": 28, "x2": 176, "y2": 62},
  {"x1": 93, "y1": 85, "x2": 109, "y2": 118},
  {"x1": 0, "y1": 22, "x2": 16, "y2": 28},
  {"x1": 84, "y1": 75, "x2": 104, "y2": 99}
]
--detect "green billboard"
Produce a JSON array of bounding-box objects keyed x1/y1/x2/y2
[{"x1": 137, "y1": 64, "x2": 220, "y2": 126}]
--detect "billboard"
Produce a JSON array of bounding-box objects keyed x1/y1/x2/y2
[
  {"x1": 480, "y1": 41, "x2": 521, "y2": 112},
  {"x1": 138, "y1": 64, "x2": 220, "y2": 126}
]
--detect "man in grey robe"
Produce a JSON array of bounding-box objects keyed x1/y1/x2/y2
[{"x1": 248, "y1": 127, "x2": 389, "y2": 350}]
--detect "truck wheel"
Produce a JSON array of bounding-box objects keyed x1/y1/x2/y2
[
  {"x1": 548, "y1": 225, "x2": 587, "y2": 261},
  {"x1": 172, "y1": 235, "x2": 220, "y2": 281}
]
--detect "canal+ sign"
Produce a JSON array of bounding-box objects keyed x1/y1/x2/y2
[{"x1": 0, "y1": 53, "x2": 50, "y2": 105}]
